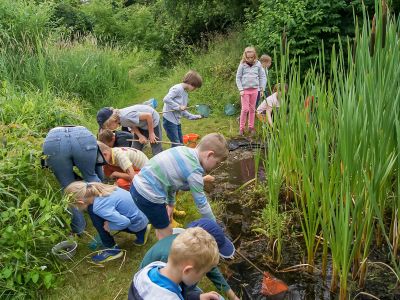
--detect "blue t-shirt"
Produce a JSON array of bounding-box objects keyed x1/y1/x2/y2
[{"x1": 148, "y1": 266, "x2": 183, "y2": 300}]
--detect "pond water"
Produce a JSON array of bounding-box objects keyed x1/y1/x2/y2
[{"x1": 207, "y1": 141, "x2": 400, "y2": 300}]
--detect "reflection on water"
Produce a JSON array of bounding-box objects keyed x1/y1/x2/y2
[{"x1": 222, "y1": 156, "x2": 265, "y2": 185}]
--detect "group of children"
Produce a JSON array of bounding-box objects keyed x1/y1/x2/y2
[
  {"x1": 42, "y1": 47, "x2": 291, "y2": 298},
  {"x1": 66, "y1": 133, "x2": 237, "y2": 299},
  {"x1": 236, "y1": 47, "x2": 288, "y2": 131},
  {"x1": 42, "y1": 69, "x2": 242, "y2": 299}
]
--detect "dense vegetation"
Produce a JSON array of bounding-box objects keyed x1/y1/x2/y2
[
  {"x1": 258, "y1": 2, "x2": 400, "y2": 297},
  {"x1": 1, "y1": 0, "x2": 399, "y2": 298}
]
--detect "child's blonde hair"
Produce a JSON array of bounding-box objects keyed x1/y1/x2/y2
[
  {"x1": 98, "y1": 129, "x2": 115, "y2": 144},
  {"x1": 260, "y1": 54, "x2": 272, "y2": 63},
  {"x1": 273, "y1": 83, "x2": 289, "y2": 93},
  {"x1": 183, "y1": 70, "x2": 203, "y2": 88},
  {"x1": 64, "y1": 181, "x2": 117, "y2": 203},
  {"x1": 241, "y1": 46, "x2": 258, "y2": 64},
  {"x1": 97, "y1": 141, "x2": 111, "y2": 154},
  {"x1": 197, "y1": 133, "x2": 229, "y2": 160},
  {"x1": 103, "y1": 108, "x2": 120, "y2": 129},
  {"x1": 169, "y1": 227, "x2": 219, "y2": 271}
]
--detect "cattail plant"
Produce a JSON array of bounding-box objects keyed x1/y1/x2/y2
[{"x1": 259, "y1": 0, "x2": 400, "y2": 298}]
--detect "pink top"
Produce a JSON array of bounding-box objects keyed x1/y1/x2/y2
[{"x1": 257, "y1": 92, "x2": 280, "y2": 113}]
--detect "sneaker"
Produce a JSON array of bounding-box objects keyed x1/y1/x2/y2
[
  {"x1": 239, "y1": 129, "x2": 244, "y2": 136},
  {"x1": 173, "y1": 208, "x2": 187, "y2": 217},
  {"x1": 133, "y1": 224, "x2": 152, "y2": 246},
  {"x1": 249, "y1": 128, "x2": 256, "y2": 137},
  {"x1": 91, "y1": 245, "x2": 123, "y2": 263}
]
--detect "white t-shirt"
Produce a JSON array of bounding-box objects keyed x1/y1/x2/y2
[{"x1": 257, "y1": 92, "x2": 280, "y2": 113}]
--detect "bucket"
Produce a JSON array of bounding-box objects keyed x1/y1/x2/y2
[
  {"x1": 183, "y1": 133, "x2": 200, "y2": 148},
  {"x1": 52, "y1": 240, "x2": 78, "y2": 261}
]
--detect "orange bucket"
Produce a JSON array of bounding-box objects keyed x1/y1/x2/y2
[{"x1": 183, "y1": 133, "x2": 200, "y2": 148}]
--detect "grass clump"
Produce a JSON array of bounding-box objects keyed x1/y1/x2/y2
[{"x1": 0, "y1": 84, "x2": 93, "y2": 299}]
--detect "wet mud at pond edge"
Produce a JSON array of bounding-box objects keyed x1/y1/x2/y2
[{"x1": 206, "y1": 139, "x2": 400, "y2": 300}]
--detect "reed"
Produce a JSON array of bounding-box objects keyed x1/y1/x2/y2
[{"x1": 258, "y1": 0, "x2": 400, "y2": 297}]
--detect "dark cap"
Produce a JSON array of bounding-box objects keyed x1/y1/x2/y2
[
  {"x1": 187, "y1": 218, "x2": 235, "y2": 259},
  {"x1": 96, "y1": 107, "x2": 113, "y2": 128}
]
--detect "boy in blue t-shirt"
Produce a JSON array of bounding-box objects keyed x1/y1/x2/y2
[{"x1": 129, "y1": 227, "x2": 223, "y2": 300}]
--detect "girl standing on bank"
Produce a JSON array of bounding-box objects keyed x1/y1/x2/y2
[{"x1": 235, "y1": 47, "x2": 266, "y2": 136}]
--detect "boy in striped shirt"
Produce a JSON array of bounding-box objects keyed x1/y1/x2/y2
[
  {"x1": 130, "y1": 133, "x2": 229, "y2": 240},
  {"x1": 98, "y1": 142, "x2": 148, "y2": 191}
]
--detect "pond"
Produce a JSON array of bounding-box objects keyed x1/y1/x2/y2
[{"x1": 207, "y1": 140, "x2": 399, "y2": 300}]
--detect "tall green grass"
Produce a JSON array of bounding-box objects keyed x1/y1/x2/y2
[
  {"x1": 258, "y1": 1, "x2": 400, "y2": 297},
  {"x1": 0, "y1": 84, "x2": 94, "y2": 299}
]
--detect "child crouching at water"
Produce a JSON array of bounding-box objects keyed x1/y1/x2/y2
[
  {"x1": 65, "y1": 181, "x2": 151, "y2": 263},
  {"x1": 256, "y1": 83, "x2": 288, "y2": 127},
  {"x1": 97, "y1": 142, "x2": 148, "y2": 190},
  {"x1": 129, "y1": 227, "x2": 223, "y2": 300},
  {"x1": 130, "y1": 133, "x2": 229, "y2": 240}
]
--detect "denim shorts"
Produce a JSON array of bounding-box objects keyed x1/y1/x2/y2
[{"x1": 130, "y1": 185, "x2": 170, "y2": 229}]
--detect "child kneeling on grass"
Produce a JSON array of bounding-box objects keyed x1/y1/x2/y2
[
  {"x1": 97, "y1": 142, "x2": 148, "y2": 191},
  {"x1": 129, "y1": 227, "x2": 223, "y2": 300},
  {"x1": 138, "y1": 218, "x2": 239, "y2": 300},
  {"x1": 65, "y1": 181, "x2": 151, "y2": 263},
  {"x1": 130, "y1": 133, "x2": 229, "y2": 240}
]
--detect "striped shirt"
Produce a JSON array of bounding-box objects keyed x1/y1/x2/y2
[
  {"x1": 111, "y1": 147, "x2": 149, "y2": 171},
  {"x1": 133, "y1": 146, "x2": 215, "y2": 220},
  {"x1": 162, "y1": 83, "x2": 202, "y2": 125}
]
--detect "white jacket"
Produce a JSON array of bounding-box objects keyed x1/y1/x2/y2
[{"x1": 131, "y1": 261, "x2": 182, "y2": 300}]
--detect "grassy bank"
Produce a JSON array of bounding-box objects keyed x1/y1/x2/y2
[
  {"x1": 0, "y1": 22, "x2": 244, "y2": 298},
  {"x1": 42, "y1": 33, "x2": 244, "y2": 299}
]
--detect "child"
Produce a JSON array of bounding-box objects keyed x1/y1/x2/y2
[
  {"x1": 96, "y1": 104, "x2": 163, "y2": 155},
  {"x1": 129, "y1": 227, "x2": 222, "y2": 300},
  {"x1": 257, "y1": 83, "x2": 288, "y2": 127},
  {"x1": 65, "y1": 181, "x2": 151, "y2": 263},
  {"x1": 138, "y1": 218, "x2": 239, "y2": 300},
  {"x1": 97, "y1": 142, "x2": 148, "y2": 191},
  {"x1": 98, "y1": 129, "x2": 134, "y2": 148},
  {"x1": 163, "y1": 70, "x2": 203, "y2": 146},
  {"x1": 257, "y1": 54, "x2": 272, "y2": 106},
  {"x1": 236, "y1": 47, "x2": 266, "y2": 136},
  {"x1": 130, "y1": 133, "x2": 229, "y2": 240}
]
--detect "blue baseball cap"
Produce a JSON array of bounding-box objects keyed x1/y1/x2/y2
[
  {"x1": 96, "y1": 107, "x2": 113, "y2": 129},
  {"x1": 187, "y1": 218, "x2": 235, "y2": 259}
]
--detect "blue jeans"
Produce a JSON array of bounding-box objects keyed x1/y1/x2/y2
[
  {"x1": 87, "y1": 205, "x2": 146, "y2": 248},
  {"x1": 43, "y1": 126, "x2": 104, "y2": 233},
  {"x1": 131, "y1": 122, "x2": 163, "y2": 155},
  {"x1": 163, "y1": 118, "x2": 183, "y2": 147}
]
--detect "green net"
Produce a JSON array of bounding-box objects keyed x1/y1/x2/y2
[
  {"x1": 224, "y1": 103, "x2": 237, "y2": 116},
  {"x1": 196, "y1": 104, "x2": 211, "y2": 117}
]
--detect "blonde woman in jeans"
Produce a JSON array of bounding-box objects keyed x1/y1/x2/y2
[{"x1": 235, "y1": 47, "x2": 266, "y2": 136}]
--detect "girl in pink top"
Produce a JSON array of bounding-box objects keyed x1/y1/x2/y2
[{"x1": 257, "y1": 83, "x2": 288, "y2": 127}]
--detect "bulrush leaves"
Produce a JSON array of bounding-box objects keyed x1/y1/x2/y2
[{"x1": 370, "y1": 15, "x2": 376, "y2": 56}]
